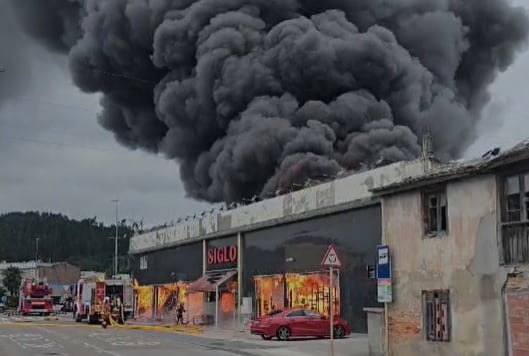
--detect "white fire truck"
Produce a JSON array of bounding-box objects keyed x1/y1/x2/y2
[{"x1": 73, "y1": 274, "x2": 134, "y2": 323}]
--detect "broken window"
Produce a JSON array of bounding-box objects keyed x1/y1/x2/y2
[
  {"x1": 505, "y1": 175, "x2": 521, "y2": 221},
  {"x1": 423, "y1": 188, "x2": 448, "y2": 236},
  {"x1": 502, "y1": 174, "x2": 529, "y2": 264},
  {"x1": 423, "y1": 290, "x2": 451, "y2": 342}
]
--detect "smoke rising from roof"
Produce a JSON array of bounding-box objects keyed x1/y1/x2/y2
[{"x1": 7, "y1": 0, "x2": 529, "y2": 203}]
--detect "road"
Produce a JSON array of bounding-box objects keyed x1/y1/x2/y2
[{"x1": 0, "y1": 315, "x2": 369, "y2": 356}]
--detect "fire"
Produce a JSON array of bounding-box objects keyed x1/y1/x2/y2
[
  {"x1": 135, "y1": 285, "x2": 154, "y2": 319},
  {"x1": 254, "y1": 272, "x2": 340, "y2": 318}
]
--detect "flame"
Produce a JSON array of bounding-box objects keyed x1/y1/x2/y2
[
  {"x1": 135, "y1": 285, "x2": 154, "y2": 319},
  {"x1": 221, "y1": 292, "x2": 235, "y2": 314},
  {"x1": 254, "y1": 272, "x2": 340, "y2": 318}
]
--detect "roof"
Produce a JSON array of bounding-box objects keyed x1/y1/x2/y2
[
  {"x1": 188, "y1": 270, "x2": 237, "y2": 293},
  {"x1": 371, "y1": 139, "x2": 529, "y2": 195}
]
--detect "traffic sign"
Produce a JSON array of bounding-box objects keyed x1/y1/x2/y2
[{"x1": 321, "y1": 244, "x2": 342, "y2": 269}]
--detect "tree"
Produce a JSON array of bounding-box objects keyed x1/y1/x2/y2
[{"x1": 3, "y1": 267, "x2": 22, "y2": 297}]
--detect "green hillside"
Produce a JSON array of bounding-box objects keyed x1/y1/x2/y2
[{"x1": 0, "y1": 212, "x2": 135, "y2": 275}]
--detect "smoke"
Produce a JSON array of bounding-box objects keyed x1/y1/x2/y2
[
  {"x1": 0, "y1": 5, "x2": 34, "y2": 110},
  {"x1": 8, "y1": 0, "x2": 529, "y2": 203}
]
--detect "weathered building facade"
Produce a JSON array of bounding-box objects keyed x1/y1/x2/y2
[
  {"x1": 129, "y1": 159, "x2": 431, "y2": 331},
  {"x1": 373, "y1": 141, "x2": 529, "y2": 356}
]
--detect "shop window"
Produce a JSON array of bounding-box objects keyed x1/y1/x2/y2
[
  {"x1": 422, "y1": 187, "x2": 448, "y2": 236},
  {"x1": 501, "y1": 173, "x2": 529, "y2": 264},
  {"x1": 423, "y1": 290, "x2": 451, "y2": 342},
  {"x1": 254, "y1": 272, "x2": 340, "y2": 319}
]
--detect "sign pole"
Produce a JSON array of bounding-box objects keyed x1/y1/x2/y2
[
  {"x1": 321, "y1": 243, "x2": 341, "y2": 356},
  {"x1": 329, "y1": 266, "x2": 334, "y2": 356}
]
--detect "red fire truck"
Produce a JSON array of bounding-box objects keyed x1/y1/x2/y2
[{"x1": 19, "y1": 279, "x2": 54, "y2": 316}]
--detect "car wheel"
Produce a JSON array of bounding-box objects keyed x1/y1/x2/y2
[
  {"x1": 260, "y1": 335, "x2": 272, "y2": 340},
  {"x1": 277, "y1": 326, "x2": 291, "y2": 341},
  {"x1": 333, "y1": 325, "x2": 345, "y2": 339}
]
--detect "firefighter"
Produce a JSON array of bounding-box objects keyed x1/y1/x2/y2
[
  {"x1": 176, "y1": 302, "x2": 185, "y2": 325},
  {"x1": 101, "y1": 297, "x2": 111, "y2": 328},
  {"x1": 112, "y1": 297, "x2": 125, "y2": 324}
]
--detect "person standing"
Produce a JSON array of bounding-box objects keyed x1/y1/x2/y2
[{"x1": 176, "y1": 303, "x2": 185, "y2": 325}]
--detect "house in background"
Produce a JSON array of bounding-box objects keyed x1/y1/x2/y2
[
  {"x1": 372, "y1": 140, "x2": 529, "y2": 356},
  {"x1": 0, "y1": 261, "x2": 80, "y2": 293}
]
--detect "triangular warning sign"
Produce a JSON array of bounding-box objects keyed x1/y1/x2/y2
[{"x1": 321, "y1": 244, "x2": 342, "y2": 268}]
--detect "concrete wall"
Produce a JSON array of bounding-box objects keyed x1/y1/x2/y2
[
  {"x1": 382, "y1": 174, "x2": 508, "y2": 356},
  {"x1": 38, "y1": 263, "x2": 80, "y2": 284},
  {"x1": 130, "y1": 159, "x2": 431, "y2": 254}
]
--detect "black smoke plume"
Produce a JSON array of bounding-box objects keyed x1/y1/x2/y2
[{"x1": 8, "y1": 0, "x2": 529, "y2": 203}]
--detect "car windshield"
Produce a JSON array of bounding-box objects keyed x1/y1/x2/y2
[
  {"x1": 267, "y1": 310, "x2": 283, "y2": 317},
  {"x1": 305, "y1": 310, "x2": 322, "y2": 318}
]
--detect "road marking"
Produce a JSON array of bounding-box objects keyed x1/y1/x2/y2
[{"x1": 83, "y1": 342, "x2": 121, "y2": 356}]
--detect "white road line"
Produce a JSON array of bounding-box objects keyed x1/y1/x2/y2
[{"x1": 82, "y1": 342, "x2": 122, "y2": 356}]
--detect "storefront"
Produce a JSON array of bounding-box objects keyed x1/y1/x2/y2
[
  {"x1": 186, "y1": 236, "x2": 238, "y2": 327},
  {"x1": 243, "y1": 206, "x2": 381, "y2": 332},
  {"x1": 254, "y1": 271, "x2": 340, "y2": 319},
  {"x1": 133, "y1": 206, "x2": 381, "y2": 332}
]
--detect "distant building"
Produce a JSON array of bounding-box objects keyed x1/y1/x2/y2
[{"x1": 0, "y1": 261, "x2": 80, "y2": 290}]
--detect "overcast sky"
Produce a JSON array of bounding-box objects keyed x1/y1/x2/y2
[{"x1": 1, "y1": 1, "x2": 529, "y2": 227}]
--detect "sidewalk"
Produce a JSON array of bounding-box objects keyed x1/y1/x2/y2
[
  {"x1": 127, "y1": 319, "x2": 370, "y2": 356},
  {"x1": 200, "y1": 327, "x2": 369, "y2": 356}
]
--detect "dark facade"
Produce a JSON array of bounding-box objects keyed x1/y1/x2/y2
[
  {"x1": 136, "y1": 242, "x2": 203, "y2": 285},
  {"x1": 243, "y1": 205, "x2": 382, "y2": 332},
  {"x1": 134, "y1": 205, "x2": 381, "y2": 332}
]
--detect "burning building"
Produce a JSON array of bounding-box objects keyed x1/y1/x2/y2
[{"x1": 129, "y1": 158, "x2": 433, "y2": 331}]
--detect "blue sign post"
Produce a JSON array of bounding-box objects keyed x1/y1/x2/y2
[{"x1": 376, "y1": 245, "x2": 392, "y2": 303}]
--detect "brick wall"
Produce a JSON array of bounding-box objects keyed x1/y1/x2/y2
[
  {"x1": 388, "y1": 311, "x2": 422, "y2": 343},
  {"x1": 507, "y1": 293, "x2": 529, "y2": 356}
]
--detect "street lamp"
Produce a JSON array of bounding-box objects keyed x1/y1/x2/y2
[{"x1": 112, "y1": 199, "x2": 119, "y2": 277}]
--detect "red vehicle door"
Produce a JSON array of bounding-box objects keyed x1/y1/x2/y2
[
  {"x1": 283, "y1": 310, "x2": 310, "y2": 336},
  {"x1": 304, "y1": 310, "x2": 329, "y2": 336}
]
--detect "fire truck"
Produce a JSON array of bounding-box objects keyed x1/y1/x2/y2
[
  {"x1": 73, "y1": 277, "x2": 106, "y2": 323},
  {"x1": 73, "y1": 274, "x2": 134, "y2": 323},
  {"x1": 19, "y1": 279, "x2": 54, "y2": 316},
  {"x1": 105, "y1": 275, "x2": 134, "y2": 320}
]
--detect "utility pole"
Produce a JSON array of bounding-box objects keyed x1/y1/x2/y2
[
  {"x1": 112, "y1": 199, "x2": 119, "y2": 277},
  {"x1": 35, "y1": 236, "x2": 39, "y2": 262},
  {"x1": 35, "y1": 236, "x2": 40, "y2": 280}
]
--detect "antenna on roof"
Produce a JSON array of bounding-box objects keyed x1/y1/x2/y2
[{"x1": 421, "y1": 125, "x2": 434, "y2": 160}]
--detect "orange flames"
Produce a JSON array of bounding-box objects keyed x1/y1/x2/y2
[
  {"x1": 135, "y1": 285, "x2": 154, "y2": 319},
  {"x1": 255, "y1": 272, "x2": 340, "y2": 318},
  {"x1": 134, "y1": 280, "x2": 190, "y2": 321}
]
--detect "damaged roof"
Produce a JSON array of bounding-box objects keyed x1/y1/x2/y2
[{"x1": 370, "y1": 139, "x2": 529, "y2": 195}]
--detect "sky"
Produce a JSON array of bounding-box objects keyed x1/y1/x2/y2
[{"x1": 1, "y1": 0, "x2": 529, "y2": 227}]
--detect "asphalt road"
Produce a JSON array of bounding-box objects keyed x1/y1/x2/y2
[
  {"x1": 0, "y1": 315, "x2": 369, "y2": 356},
  {"x1": 0, "y1": 315, "x2": 276, "y2": 356}
]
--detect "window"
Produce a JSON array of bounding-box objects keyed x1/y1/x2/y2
[
  {"x1": 422, "y1": 188, "x2": 448, "y2": 236},
  {"x1": 286, "y1": 310, "x2": 305, "y2": 317},
  {"x1": 139, "y1": 255, "x2": 148, "y2": 270},
  {"x1": 501, "y1": 173, "x2": 529, "y2": 264},
  {"x1": 423, "y1": 290, "x2": 451, "y2": 342}
]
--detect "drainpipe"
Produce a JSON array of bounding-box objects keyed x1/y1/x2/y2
[
  {"x1": 202, "y1": 240, "x2": 207, "y2": 275},
  {"x1": 215, "y1": 286, "x2": 219, "y2": 328},
  {"x1": 237, "y1": 232, "x2": 242, "y2": 330}
]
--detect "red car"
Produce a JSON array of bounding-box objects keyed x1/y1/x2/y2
[{"x1": 250, "y1": 309, "x2": 351, "y2": 341}]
